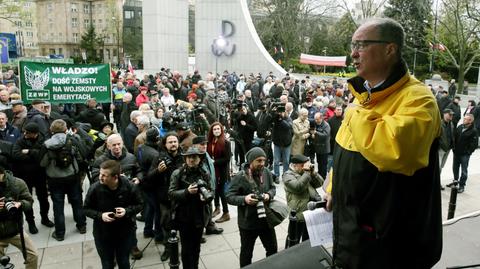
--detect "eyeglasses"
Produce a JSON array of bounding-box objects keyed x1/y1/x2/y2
[{"x1": 350, "y1": 40, "x2": 391, "y2": 51}]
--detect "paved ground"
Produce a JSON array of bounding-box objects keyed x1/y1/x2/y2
[{"x1": 4, "y1": 147, "x2": 480, "y2": 269}]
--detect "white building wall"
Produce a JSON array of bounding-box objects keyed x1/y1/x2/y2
[
  {"x1": 195, "y1": 0, "x2": 286, "y2": 78},
  {"x1": 142, "y1": 0, "x2": 189, "y2": 74}
]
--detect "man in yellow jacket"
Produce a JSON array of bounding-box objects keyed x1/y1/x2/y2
[{"x1": 326, "y1": 18, "x2": 442, "y2": 269}]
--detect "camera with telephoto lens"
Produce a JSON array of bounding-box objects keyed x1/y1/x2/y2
[
  {"x1": 196, "y1": 179, "x2": 213, "y2": 203},
  {"x1": 0, "y1": 255, "x2": 14, "y2": 269},
  {"x1": 3, "y1": 198, "x2": 18, "y2": 215},
  {"x1": 252, "y1": 192, "x2": 266, "y2": 219}
]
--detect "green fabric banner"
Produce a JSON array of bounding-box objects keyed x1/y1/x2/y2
[{"x1": 19, "y1": 61, "x2": 111, "y2": 104}]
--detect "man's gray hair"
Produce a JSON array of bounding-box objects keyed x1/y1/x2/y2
[
  {"x1": 363, "y1": 18, "x2": 405, "y2": 58},
  {"x1": 136, "y1": 115, "x2": 150, "y2": 126},
  {"x1": 130, "y1": 110, "x2": 142, "y2": 122}
]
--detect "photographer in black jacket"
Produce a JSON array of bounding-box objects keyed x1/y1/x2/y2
[
  {"x1": 169, "y1": 147, "x2": 212, "y2": 269},
  {"x1": 0, "y1": 163, "x2": 38, "y2": 269},
  {"x1": 84, "y1": 160, "x2": 143, "y2": 269},
  {"x1": 226, "y1": 147, "x2": 277, "y2": 267},
  {"x1": 146, "y1": 132, "x2": 184, "y2": 261}
]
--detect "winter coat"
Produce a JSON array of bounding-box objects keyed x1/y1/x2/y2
[
  {"x1": 439, "y1": 119, "x2": 455, "y2": 152},
  {"x1": 226, "y1": 167, "x2": 276, "y2": 230},
  {"x1": 40, "y1": 133, "x2": 82, "y2": 182},
  {"x1": 0, "y1": 123, "x2": 21, "y2": 144},
  {"x1": 0, "y1": 171, "x2": 33, "y2": 239},
  {"x1": 327, "y1": 115, "x2": 343, "y2": 154},
  {"x1": 12, "y1": 133, "x2": 46, "y2": 181},
  {"x1": 291, "y1": 118, "x2": 310, "y2": 155},
  {"x1": 169, "y1": 166, "x2": 211, "y2": 228},
  {"x1": 332, "y1": 62, "x2": 442, "y2": 269},
  {"x1": 313, "y1": 121, "x2": 331, "y2": 154},
  {"x1": 145, "y1": 150, "x2": 184, "y2": 203},
  {"x1": 91, "y1": 148, "x2": 142, "y2": 182},
  {"x1": 271, "y1": 115, "x2": 293, "y2": 147},
  {"x1": 282, "y1": 169, "x2": 323, "y2": 221},
  {"x1": 83, "y1": 176, "x2": 142, "y2": 241},
  {"x1": 76, "y1": 108, "x2": 106, "y2": 131},
  {"x1": 453, "y1": 124, "x2": 478, "y2": 156},
  {"x1": 25, "y1": 108, "x2": 51, "y2": 138}
]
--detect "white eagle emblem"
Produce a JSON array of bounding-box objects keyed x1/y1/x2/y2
[{"x1": 24, "y1": 66, "x2": 50, "y2": 91}]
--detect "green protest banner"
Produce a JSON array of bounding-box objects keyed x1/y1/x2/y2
[{"x1": 19, "y1": 61, "x2": 111, "y2": 104}]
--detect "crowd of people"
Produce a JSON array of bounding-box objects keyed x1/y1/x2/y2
[
  {"x1": 0, "y1": 56, "x2": 349, "y2": 268},
  {"x1": 0, "y1": 17, "x2": 479, "y2": 269}
]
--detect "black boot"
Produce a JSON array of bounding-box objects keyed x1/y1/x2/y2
[
  {"x1": 161, "y1": 248, "x2": 170, "y2": 261},
  {"x1": 27, "y1": 220, "x2": 38, "y2": 234},
  {"x1": 41, "y1": 217, "x2": 55, "y2": 227}
]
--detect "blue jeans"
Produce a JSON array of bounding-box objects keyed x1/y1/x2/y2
[
  {"x1": 48, "y1": 179, "x2": 86, "y2": 236},
  {"x1": 453, "y1": 154, "x2": 471, "y2": 187},
  {"x1": 273, "y1": 144, "x2": 291, "y2": 177},
  {"x1": 94, "y1": 233, "x2": 132, "y2": 269}
]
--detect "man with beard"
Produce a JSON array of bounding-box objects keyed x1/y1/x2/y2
[
  {"x1": 146, "y1": 132, "x2": 184, "y2": 261},
  {"x1": 227, "y1": 147, "x2": 277, "y2": 267},
  {"x1": 12, "y1": 122, "x2": 54, "y2": 234}
]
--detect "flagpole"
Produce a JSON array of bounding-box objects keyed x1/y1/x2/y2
[{"x1": 429, "y1": 0, "x2": 439, "y2": 73}]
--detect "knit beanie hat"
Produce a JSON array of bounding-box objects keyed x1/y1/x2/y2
[{"x1": 245, "y1": 147, "x2": 267, "y2": 164}]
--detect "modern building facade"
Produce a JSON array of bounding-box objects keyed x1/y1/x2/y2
[
  {"x1": 123, "y1": 0, "x2": 143, "y2": 68},
  {"x1": 35, "y1": 0, "x2": 123, "y2": 63}
]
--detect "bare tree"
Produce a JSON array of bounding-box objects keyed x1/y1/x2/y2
[
  {"x1": 339, "y1": 0, "x2": 388, "y2": 26},
  {"x1": 437, "y1": 0, "x2": 480, "y2": 93},
  {"x1": 0, "y1": 0, "x2": 28, "y2": 23}
]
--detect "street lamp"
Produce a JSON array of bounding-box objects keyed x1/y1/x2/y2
[{"x1": 214, "y1": 36, "x2": 226, "y2": 77}]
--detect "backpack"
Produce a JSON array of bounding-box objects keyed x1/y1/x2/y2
[{"x1": 49, "y1": 135, "x2": 76, "y2": 170}]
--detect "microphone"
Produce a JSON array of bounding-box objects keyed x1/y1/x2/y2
[{"x1": 307, "y1": 200, "x2": 327, "y2": 211}]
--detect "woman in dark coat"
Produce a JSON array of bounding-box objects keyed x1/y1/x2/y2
[{"x1": 207, "y1": 122, "x2": 231, "y2": 223}]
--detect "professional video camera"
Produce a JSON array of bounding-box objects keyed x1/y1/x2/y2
[
  {"x1": 195, "y1": 179, "x2": 214, "y2": 203},
  {"x1": 269, "y1": 102, "x2": 286, "y2": 113},
  {"x1": 252, "y1": 192, "x2": 267, "y2": 219}
]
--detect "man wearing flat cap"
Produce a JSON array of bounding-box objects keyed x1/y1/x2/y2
[
  {"x1": 169, "y1": 146, "x2": 212, "y2": 269},
  {"x1": 227, "y1": 147, "x2": 277, "y2": 267},
  {"x1": 25, "y1": 100, "x2": 51, "y2": 138},
  {"x1": 177, "y1": 122, "x2": 197, "y2": 152},
  {"x1": 10, "y1": 100, "x2": 27, "y2": 130},
  {"x1": 282, "y1": 154, "x2": 324, "y2": 241}
]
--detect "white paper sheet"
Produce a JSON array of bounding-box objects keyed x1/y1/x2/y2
[{"x1": 303, "y1": 208, "x2": 333, "y2": 247}]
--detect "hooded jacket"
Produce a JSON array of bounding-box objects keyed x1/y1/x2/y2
[
  {"x1": 40, "y1": 133, "x2": 81, "y2": 181},
  {"x1": 331, "y1": 61, "x2": 442, "y2": 269}
]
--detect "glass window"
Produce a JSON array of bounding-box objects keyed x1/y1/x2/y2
[
  {"x1": 72, "y1": 18, "x2": 78, "y2": 27},
  {"x1": 125, "y1": 10, "x2": 134, "y2": 19},
  {"x1": 49, "y1": 48, "x2": 56, "y2": 54},
  {"x1": 84, "y1": 4, "x2": 90, "y2": 14},
  {"x1": 71, "y1": 3, "x2": 78, "y2": 12},
  {"x1": 84, "y1": 19, "x2": 90, "y2": 28},
  {"x1": 73, "y1": 33, "x2": 79, "y2": 43}
]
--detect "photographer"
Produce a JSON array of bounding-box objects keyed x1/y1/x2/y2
[
  {"x1": 169, "y1": 147, "x2": 212, "y2": 269},
  {"x1": 0, "y1": 163, "x2": 38, "y2": 269},
  {"x1": 270, "y1": 102, "x2": 293, "y2": 178},
  {"x1": 231, "y1": 102, "x2": 257, "y2": 165},
  {"x1": 84, "y1": 160, "x2": 143, "y2": 269},
  {"x1": 226, "y1": 147, "x2": 277, "y2": 267},
  {"x1": 283, "y1": 154, "x2": 324, "y2": 241},
  {"x1": 145, "y1": 132, "x2": 184, "y2": 261}
]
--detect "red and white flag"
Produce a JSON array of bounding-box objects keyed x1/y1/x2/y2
[{"x1": 128, "y1": 59, "x2": 134, "y2": 74}]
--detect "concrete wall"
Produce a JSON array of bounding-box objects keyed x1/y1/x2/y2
[
  {"x1": 195, "y1": 0, "x2": 286, "y2": 78},
  {"x1": 142, "y1": 0, "x2": 189, "y2": 74}
]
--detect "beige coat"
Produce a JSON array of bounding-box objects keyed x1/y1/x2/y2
[{"x1": 291, "y1": 117, "x2": 310, "y2": 155}]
